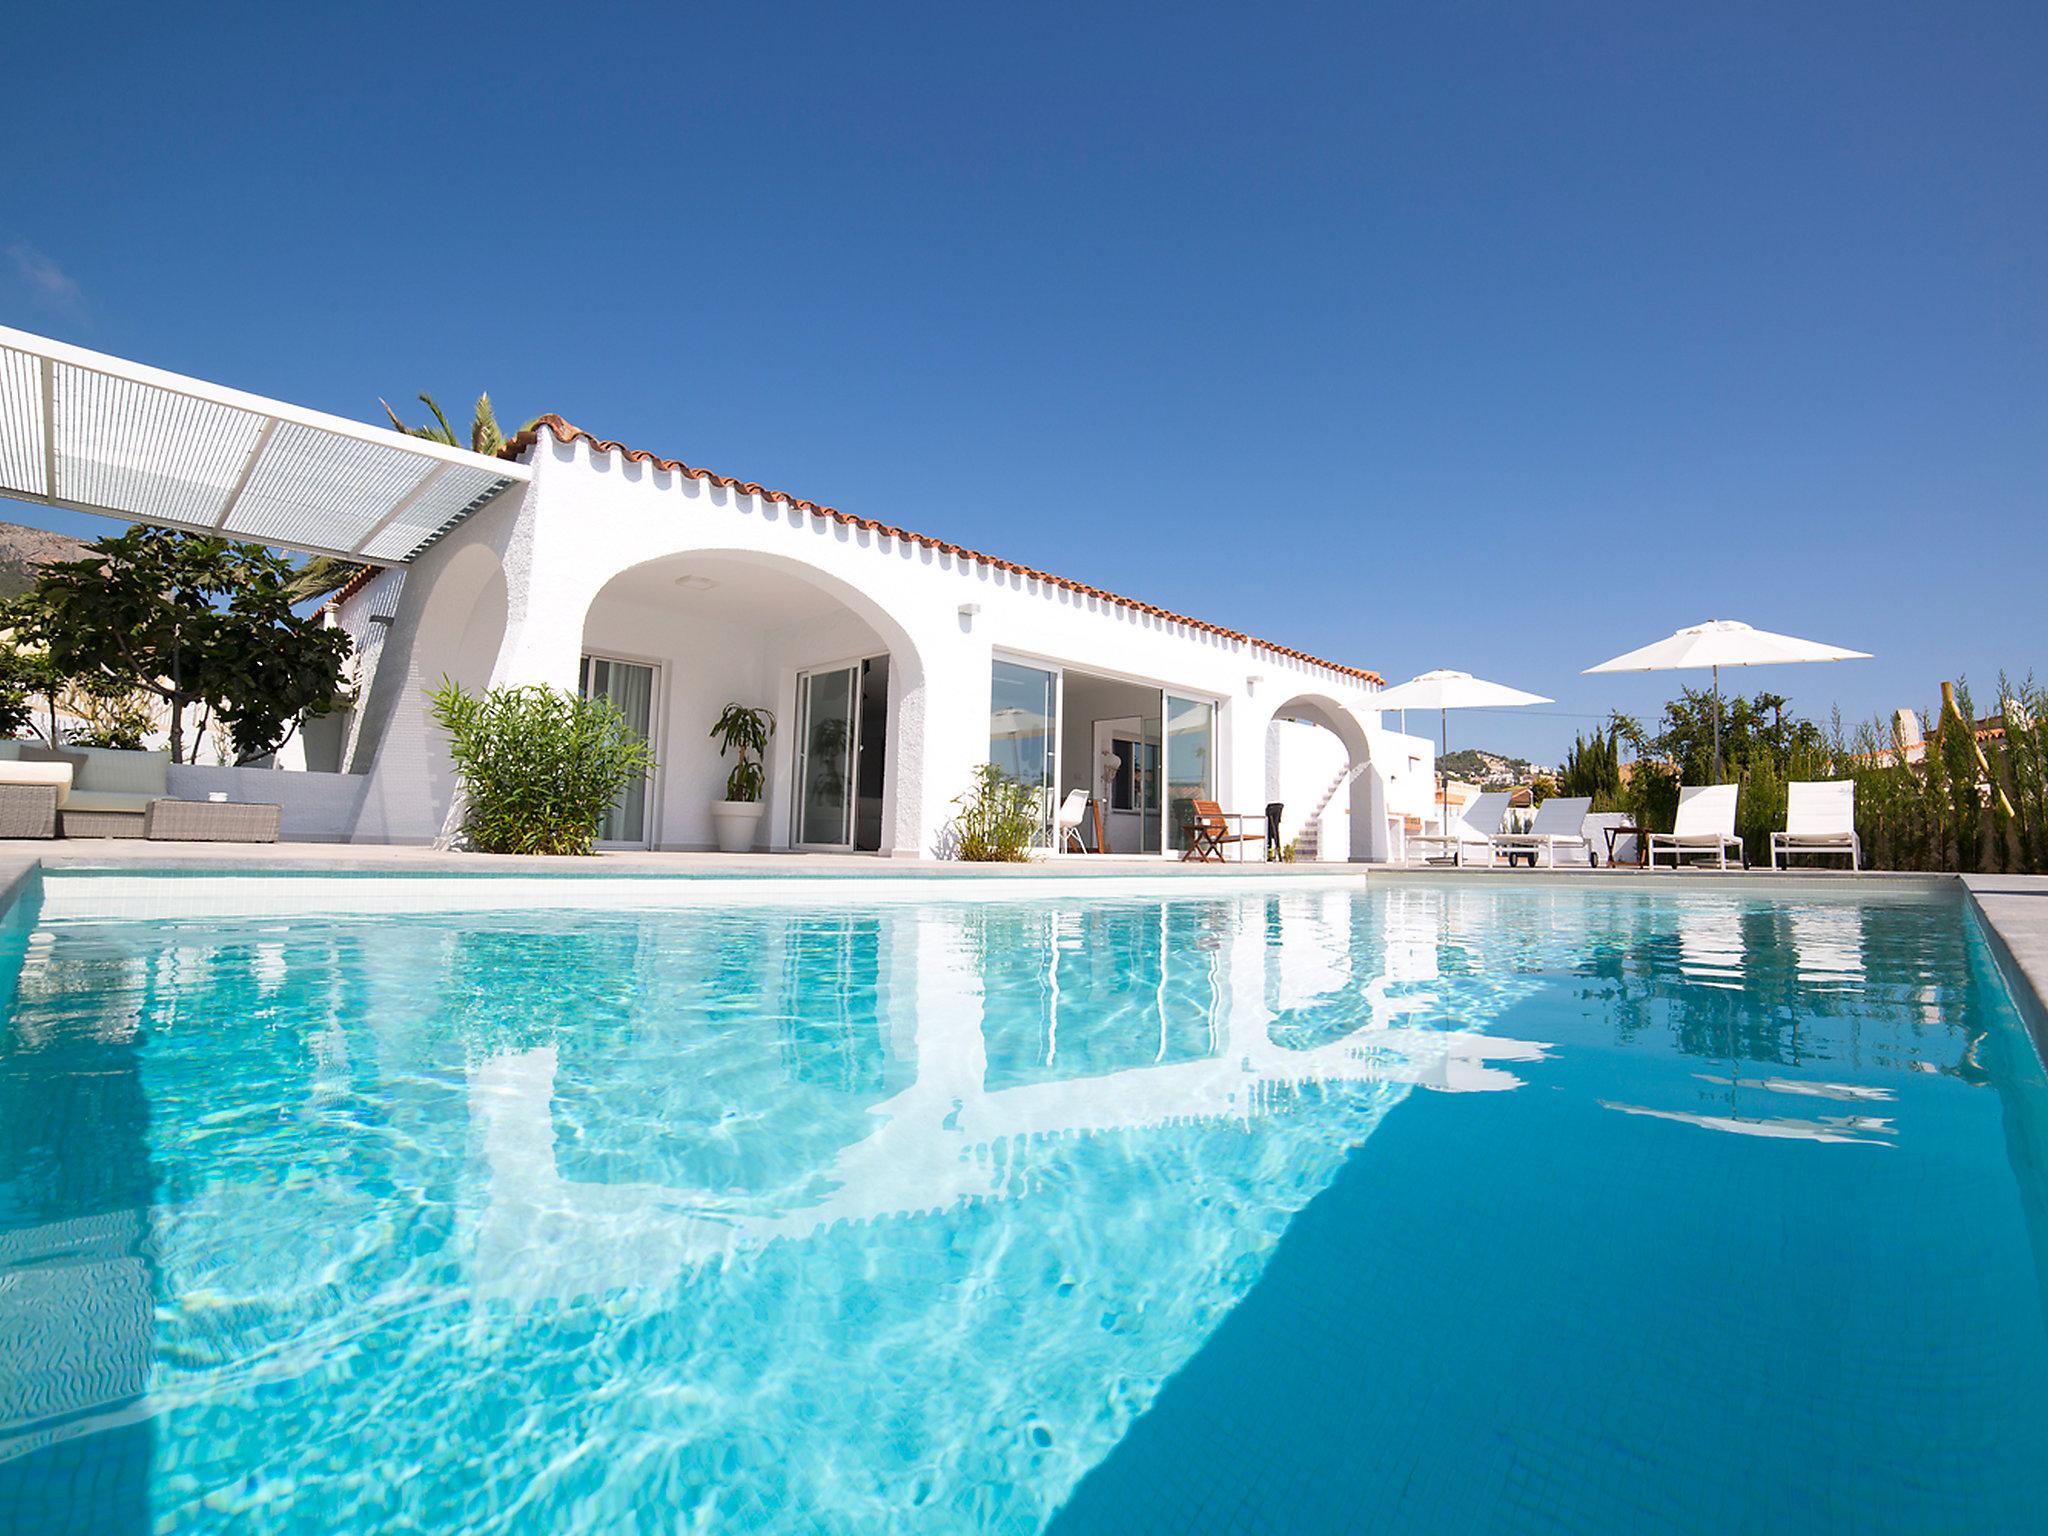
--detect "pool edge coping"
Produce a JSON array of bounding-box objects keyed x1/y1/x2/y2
[
  {"x1": 1962, "y1": 877, "x2": 2048, "y2": 1068},
  {"x1": 1, "y1": 849, "x2": 2043, "y2": 1053}
]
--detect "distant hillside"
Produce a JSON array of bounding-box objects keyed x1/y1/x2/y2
[
  {"x1": 0, "y1": 520, "x2": 90, "y2": 600},
  {"x1": 1439, "y1": 747, "x2": 1544, "y2": 785}
]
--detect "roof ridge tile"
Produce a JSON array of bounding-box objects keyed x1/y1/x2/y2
[{"x1": 497, "y1": 415, "x2": 1383, "y2": 687}]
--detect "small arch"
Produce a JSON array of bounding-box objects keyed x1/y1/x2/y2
[{"x1": 1263, "y1": 691, "x2": 1381, "y2": 862}]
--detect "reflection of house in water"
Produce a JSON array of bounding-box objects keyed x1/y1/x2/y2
[{"x1": 463, "y1": 890, "x2": 1547, "y2": 1308}]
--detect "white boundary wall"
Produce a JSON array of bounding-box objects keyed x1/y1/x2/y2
[{"x1": 166, "y1": 764, "x2": 368, "y2": 842}]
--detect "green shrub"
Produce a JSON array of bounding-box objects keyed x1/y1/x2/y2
[
  {"x1": 427, "y1": 679, "x2": 657, "y2": 856},
  {"x1": 951, "y1": 764, "x2": 1041, "y2": 862}
]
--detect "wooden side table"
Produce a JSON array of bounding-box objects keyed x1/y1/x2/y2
[{"x1": 1602, "y1": 823, "x2": 1647, "y2": 868}]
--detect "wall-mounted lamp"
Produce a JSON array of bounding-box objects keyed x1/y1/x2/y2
[
  {"x1": 1246, "y1": 673, "x2": 1266, "y2": 695},
  {"x1": 958, "y1": 602, "x2": 981, "y2": 627}
]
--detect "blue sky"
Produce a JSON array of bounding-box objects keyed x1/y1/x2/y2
[{"x1": 4, "y1": 1, "x2": 2042, "y2": 761}]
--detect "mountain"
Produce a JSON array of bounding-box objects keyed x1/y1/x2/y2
[
  {"x1": 1438, "y1": 748, "x2": 1546, "y2": 786},
  {"x1": 0, "y1": 520, "x2": 90, "y2": 600}
]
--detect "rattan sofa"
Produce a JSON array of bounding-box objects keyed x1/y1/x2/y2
[
  {"x1": 0, "y1": 778, "x2": 63, "y2": 838},
  {"x1": 0, "y1": 742, "x2": 170, "y2": 837}
]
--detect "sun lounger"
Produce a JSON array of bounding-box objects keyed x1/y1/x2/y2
[
  {"x1": 1488, "y1": 795, "x2": 1593, "y2": 868},
  {"x1": 1648, "y1": 784, "x2": 1744, "y2": 870},
  {"x1": 1406, "y1": 791, "x2": 1512, "y2": 867},
  {"x1": 1770, "y1": 780, "x2": 1859, "y2": 870}
]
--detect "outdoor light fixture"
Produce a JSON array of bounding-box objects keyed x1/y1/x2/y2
[
  {"x1": 672, "y1": 574, "x2": 718, "y2": 591},
  {"x1": 958, "y1": 603, "x2": 980, "y2": 621}
]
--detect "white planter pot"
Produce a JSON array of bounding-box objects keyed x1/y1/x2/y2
[{"x1": 710, "y1": 800, "x2": 767, "y2": 854}]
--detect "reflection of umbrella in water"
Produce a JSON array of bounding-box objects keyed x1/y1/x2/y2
[{"x1": 1584, "y1": 619, "x2": 1871, "y2": 779}]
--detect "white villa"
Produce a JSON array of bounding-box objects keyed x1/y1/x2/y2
[{"x1": 0, "y1": 326, "x2": 1436, "y2": 857}]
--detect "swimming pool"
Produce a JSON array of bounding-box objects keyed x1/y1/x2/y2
[{"x1": 1, "y1": 876, "x2": 2043, "y2": 1533}]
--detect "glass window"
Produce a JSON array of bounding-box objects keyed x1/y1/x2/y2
[
  {"x1": 990, "y1": 661, "x2": 1058, "y2": 843},
  {"x1": 580, "y1": 655, "x2": 655, "y2": 845},
  {"x1": 1164, "y1": 694, "x2": 1215, "y2": 853}
]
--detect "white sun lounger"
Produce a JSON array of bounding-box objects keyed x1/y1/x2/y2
[
  {"x1": 1488, "y1": 795, "x2": 1593, "y2": 868},
  {"x1": 1406, "y1": 790, "x2": 1513, "y2": 867},
  {"x1": 1770, "y1": 780, "x2": 1859, "y2": 870},
  {"x1": 1648, "y1": 784, "x2": 1744, "y2": 870}
]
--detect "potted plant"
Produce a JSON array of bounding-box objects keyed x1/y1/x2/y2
[{"x1": 709, "y1": 703, "x2": 775, "y2": 852}]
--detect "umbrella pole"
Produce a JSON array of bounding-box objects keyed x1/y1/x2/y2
[
  {"x1": 1712, "y1": 664, "x2": 1722, "y2": 781},
  {"x1": 1441, "y1": 707, "x2": 1449, "y2": 837}
]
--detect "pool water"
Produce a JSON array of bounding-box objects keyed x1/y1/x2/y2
[{"x1": 0, "y1": 879, "x2": 2044, "y2": 1534}]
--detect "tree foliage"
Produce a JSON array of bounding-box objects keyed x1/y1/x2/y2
[
  {"x1": 1557, "y1": 730, "x2": 1621, "y2": 801},
  {"x1": 286, "y1": 554, "x2": 367, "y2": 603},
  {"x1": 427, "y1": 680, "x2": 658, "y2": 856},
  {"x1": 1588, "y1": 677, "x2": 2048, "y2": 872},
  {"x1": 382, "y1": 391, "x2": 536, "y2": 458},
  {"x1": 22, "y1": 526, "x2": 351, "y2": 763}
]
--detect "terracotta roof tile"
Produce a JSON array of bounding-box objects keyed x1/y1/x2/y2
[
  {"x1": 499, "y1": 416, "x2": 1384, "y2": 687},
  {"x1": 326, "y1": 562, "x2": 380, "y2": 609}
]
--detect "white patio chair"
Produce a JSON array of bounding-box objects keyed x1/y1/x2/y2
[
  {"x1": 1489, "y1": 796, "x2": 1593, "y2": 868},
  {"x1": 1055, "y1": 788, "x2": 1092, "y2": 853},
  {"x1": 1405, "y1": 791, "x2": 1512, "y2": 867},
  {"x1": 1771, "y1": 781, "x2": 1859, "y2": 870},
  {"x1": 1647, "y1": 784, "x2": 1745, "y2": 870}
]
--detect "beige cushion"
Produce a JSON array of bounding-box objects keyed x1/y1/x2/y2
[
  {"x1": 0, "y1": 761, "x2": 73, "y2": 807},
  {"x1": 72, "y1": 748, "x2": 169, "y2": 796},
  {"x1": 17, "y1": 743, "x2": 89, "y2": 775},
  {"x1": 63, "y1": 790, "x2": 153, "y2": 815}
]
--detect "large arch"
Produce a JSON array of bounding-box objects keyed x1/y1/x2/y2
[
  {"x1": 346, "y1": 538, "x2": 510, "y2": 843},
  {"x1": 1261, "y1": 691, "x2": 1385, "y2": 862},
  {"x1": 576, "y1": 548, "x2": 932, "y2": 855}
]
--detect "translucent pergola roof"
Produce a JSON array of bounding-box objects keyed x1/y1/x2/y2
[{"x1": 0, "y1": 326, "x2": 530, "y2": 565}]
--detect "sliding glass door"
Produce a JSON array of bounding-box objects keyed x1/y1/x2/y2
[
  {"x1": 990, "y1": 660, "x2": 1060, "y2": 846},
  {"x1": 795, "y1": 666, "x2": 858, "y2": 848},
  {"x1": 795, "y1": 657, "x2": 892, "y2": 851},
  {"x1": 579, "y1": 655, "x2": 657, "y2": 845},
  {"x1": 1164, "y1": 694, "x2": 1215, "y2": 854}
]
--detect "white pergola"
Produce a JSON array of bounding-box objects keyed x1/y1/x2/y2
[{"x1": 0, "y1": 325, "x2": 530, "y2": 565}]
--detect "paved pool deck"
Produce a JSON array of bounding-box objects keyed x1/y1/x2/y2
[{"x1": 0, "y1": 839, "x2": 2042, "y2": 1040}]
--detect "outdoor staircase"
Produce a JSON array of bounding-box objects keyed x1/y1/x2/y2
[{"x1": 1293, "y1": 762, "x2": 1369, "y2": 861}]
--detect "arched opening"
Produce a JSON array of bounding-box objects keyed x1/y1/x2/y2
[
  {"x1": 1264, "y1": 694, "x2": 1375, "y2": 862},
  {"x1": 345, "y1": 540, "x2": 509, "y2": 843},
  {"x1": 578, "y1": 550, "x2": 927, "y2": 853}
]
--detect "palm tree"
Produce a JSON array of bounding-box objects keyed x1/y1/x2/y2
[
  {"x1": 381, "y1": 392, "x2": 537, "y2": 457},
  {"x1": 290, "y1": 393, "x2": 538, "y2": 603},
  {"x1": 286, "y1": 554, "x2": 365, "y2": 603}
]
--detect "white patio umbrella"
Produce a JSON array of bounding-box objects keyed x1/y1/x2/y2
[
  {"x1": 1372, "y1": 669, "x2": 1553, "y2": 832},
  {"x1": 1583, "y1": 619, "x2": 1872, "y2": 779}
]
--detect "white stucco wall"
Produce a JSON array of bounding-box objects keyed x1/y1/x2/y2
[{"x1": 350, "y1": 429, "x2": 1397, "y2": 858}]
